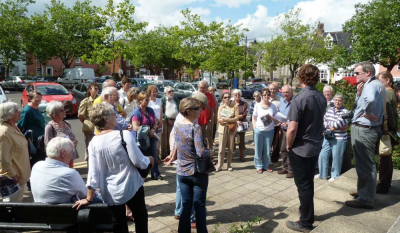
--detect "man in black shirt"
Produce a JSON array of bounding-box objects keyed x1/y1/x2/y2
[{"x1": 286, "y1": 64, "x2": 327, "y2": 232}]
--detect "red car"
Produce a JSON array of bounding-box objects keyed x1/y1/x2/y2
[{"x1": 21, "y1": 82, "x2": 78, "y2": 116}]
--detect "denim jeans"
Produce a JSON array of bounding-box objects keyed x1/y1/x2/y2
[
  {"x1": 351, "y1": 125, "x2": 381, "y2": 207},
  {"x1": 178, "y1": 173, "x2": 209, "y2": 233},
  {"x1": 318, "y1": 138, "x2": 346, "y2": 179},
  {"x1": 175, "y1": 175, "x2": 195, "y2": 222},
  {"x1": 254, "y1": 128, "x2": 274, "y2": 170},
  {"x1": 150, "y1": 137, "x2": 161, "y2": 178}
]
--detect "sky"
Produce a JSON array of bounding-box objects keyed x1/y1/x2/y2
[{"x1": 26, "y1": 0, "x2": 370, "y2": 42}]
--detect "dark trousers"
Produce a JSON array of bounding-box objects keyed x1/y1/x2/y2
[
  {"x1": 212, "y1": 123, "x2": 217, "y2": 142},
  {"x1": 280, "y1": 130, "x2": 292, "y2": 173},
  {"x1": 271, "y1": 126, "x2": 282, "y2": 163},
  {"x1": 290, "y1": 151, "x2": 318, "y2": 228},
  {"x1": 109, "y1": 186, "x2": 148, "y2": 233},
  {"x1": 178, "y1": 173, "x2": 209, "y2": 233},
  {"x1": 377, "y1": 155, "x2": 393, "y2": 193}
]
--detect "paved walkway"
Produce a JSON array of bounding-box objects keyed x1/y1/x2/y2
[{"x1": 16, "y1": 142, "x2": 400, "y2": 233}]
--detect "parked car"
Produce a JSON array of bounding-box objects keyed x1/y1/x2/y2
[
  {"x1": 139, "y1": 83, "x2": 190, "y2": 100},
  {"x1": 1, "y1": 76, "x2": 36, "y2": 91},
  {"x1": 57, "y1": 68, "x2": 95, "y2": 86},
  {"x1": 0, "y1": 86, "x2": 8, "y2": 103},
  {"x1": 174, "y1": 82, "x2": 196, "y2": 96},
  {"x1": 245, "y1": 78, "x2": 264, "y2": 87},
  {"x1": 190, "y1": 81, "x2": 220, "y2": 101},
  {"x1": 71, "y1": 83, "x2": 103, "y2": 107},
  {"x1": 216, "y1": 79, "x2": 230, "y2": 89},
  {"x1": 153, "y1": 80, "x2": 175, "y2": 87},
  {"x1": 21, "y1": 83, "x2": 78, "y2": 116},
  {"x1": 240, "y1": 83, "x2": 268, "y2": 98}
]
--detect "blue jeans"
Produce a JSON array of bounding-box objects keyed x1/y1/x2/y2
[
  {"x1": 318, "y1": 138, "x2": 347, "y2": 179},
  {"x1": 178, "y1": 173, "x2": 209, "y2": 233},
  {"x1": 254, "y1": 128, "x2": 274, "y2": 170},
  {"x1": 150, "y1": 137, "x2": 160, "y2": 178},
  {"x1": 175, "y1": 175, "x2": 195, "y2": 222}
]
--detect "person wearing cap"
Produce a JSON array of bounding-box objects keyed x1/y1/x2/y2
[
  {"x1": 216, "y1": 91, "x2": 239, "y2": 171},
  {"x1": 163, "y1": 93, "x2": 210, "y2": 228}
]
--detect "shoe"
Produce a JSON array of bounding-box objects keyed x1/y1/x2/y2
[
  {"x1": 240, "y1": 157, "x2": 245, "y2": 162},
  {"x1": 228, "y1": 167, "x2": 233, "y2": 171},
  {"x1": 285, "y1": 221, "x2": 313, "y2": 232},
  {"x1": 273, "y1": 163, "x2": 279, "y2": 167},
  {"x1": 250, "y1": 142, "x2": 255, "y2": 146},
  {"x1": 345, "y1": 200, "x2": 373, "y2": 209},
  {"x1": 328, "y1": 177, "x2": 336, "y2": 182},
  {"x1": 215, "y1": 167, "x2": 222, "y2": 172},
  {"x1": 376, "y1": 188, "x2": 389, "y2": 194},
  {"x1": 174, "y1": 215, "x2": 180, "y2": 220},
  {"x1": 286, "y1": 173, "x2": 294, "y2": 178},
  {"x1": 257, "y1": 169, "x2": 263, "y2": 174},
  {"x1": 314, "y1": 174, "x2": 320, "y2": 179},
  {"x1": 349, "y1": 191, "x2": 359, "y2": 198},
  {"x1": 191, "y1": 221, "x2": 196, "y2": 229},
  {"x1": 151, "y1": 175, "x2": 164, "y2": 180},
  {"x1": 278, "y1": 169, "x2": 288, "y2": 175}
]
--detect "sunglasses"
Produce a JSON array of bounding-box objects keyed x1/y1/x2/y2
[
  {"x1": 189, "y1": 107, "x2": 200, "y2": 110},
  {"x1": 254, "y1": 95, "x2": 260, "y2": 98},
  {"x1": 354, "y1": 72, "x2": 366, "y2": 76},
  {"x1": 168, "y1": 90, "x2": 174, "y2": 93},
  {"x1": 262, "y1": 94, "x2": 271, "y2": 97},
  {"x1": 223, "y1": 97, "x2": 229, "y2": 99}
]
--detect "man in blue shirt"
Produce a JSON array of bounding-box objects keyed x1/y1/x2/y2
[
  {"x1": 346, "y1": 62, "x2": 386, "y2": 209},
  {"x1": 277, "y1": 85, "x2": 294, "y2": 178}
]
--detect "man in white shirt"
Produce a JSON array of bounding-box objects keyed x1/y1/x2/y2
[
  {"x1": 31, "y1": 137, "x2": 88, "y2": 204},
  {"x1": 160, "y1": 86, "x2": 180, "y2": 159},
  {"x1": 118, "y1": 77, "x2": 131, "y2": 109}
]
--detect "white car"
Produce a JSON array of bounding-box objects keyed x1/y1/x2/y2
[{"x1": 0, "y1": 86, "x2": 8, "y2": 103}]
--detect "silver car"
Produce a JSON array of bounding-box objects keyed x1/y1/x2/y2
[
  {"x1": 0, "y1": 86, "x2": 8, "y2": 103},
  {"x1": 0, "y1": 76, "x2": 35, "y2": 91}
]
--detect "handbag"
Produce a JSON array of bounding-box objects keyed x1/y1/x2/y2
[
  {"x1": 228, "y1": 123, "x2": 237, "y2": 133},
  {"x1": 323, "y1": 130, "x2": 335, "y2": 140},
  {"x1": 192, "y1": 124, "x2": 215, "y2": 174},
  {"x1": 120, "y1": 130, "x2": 151, "y2": 178}
]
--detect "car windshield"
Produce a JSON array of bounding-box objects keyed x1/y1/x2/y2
[
  {"x1": 192, "y1": 83, "x2": 198, "y2": 90},
  {"x1": 136, "y1": 80, "x2": 149, "y2": 85},
  {"x1": 36, "y1": 85, "x2": 69, "y2": 95},
  {"x1": 20, "y1": 77, "x2": 31, "y2": 80}
]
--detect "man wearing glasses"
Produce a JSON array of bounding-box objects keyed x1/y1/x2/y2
[
  {"x1": 345, "y1": 62, "x2": 386, "y2": 209},
  {"x1": 161, "y1": 86, "x2": 180, "y2": 159}
]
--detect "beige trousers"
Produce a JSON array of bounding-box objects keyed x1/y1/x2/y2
[
  {"x1": 201, "y1": 120, "x2": 214, "y2": 150},
  {"x1": 217, "y1": 127, "x2": 235, "y2": 169}
]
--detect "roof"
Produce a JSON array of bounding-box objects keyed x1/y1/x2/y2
[
  {"x1": 323, "y1": 31, "x2": 351, "y2": 49},
  {"x1": 31, "y1": 82, "x2": 62, "y2": 86}
]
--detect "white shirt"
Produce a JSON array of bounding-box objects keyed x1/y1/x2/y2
[
  {"x1": 87, "y1": 130, "x2": 150, "y2": 205},
  {"x1": 253, "y1": 103, "x2": 277, "y2": 131},
  {"x1": 149, "y1": 98, "x2": 162, "y2": 120},
  {"x1": 124, "y1": 100, "x2": 137, "y2": 122},
  {"x1": 31, "y1": 158, "x2": 87, "y2": 204},
  {"x1": 165, "y1": 98, "x2": 179, "y2": 119}
]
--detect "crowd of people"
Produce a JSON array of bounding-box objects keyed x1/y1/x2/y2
[{"x1": 0, "y1": 61, "x2": 398, "y2": 233}]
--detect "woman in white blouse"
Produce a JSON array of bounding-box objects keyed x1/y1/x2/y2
[
  {"x1": 147, "y1": 85, "x2": 163, "y2": 160},
  {"x1": 252, "y1": 89, "x2": 277, "y2": 174},
  {"x1": 73, "y1": 103, "x2": 154, "y2": 233}
]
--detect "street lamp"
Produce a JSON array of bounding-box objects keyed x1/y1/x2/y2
[{"x1": 241, "y1": 36, "x2": 256, "y2": 81}]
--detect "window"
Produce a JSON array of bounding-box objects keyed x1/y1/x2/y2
[
  {"x1": 127, "y1": 70, "x2": 130, "y2": 77},
  {"x1": 397, "y1": 62, "x2": 400, "y2": 71},
  {"x1": 319, "y1": 70, "x2": 327, "y2": 80},
  {"x1": 76, "y1": 57, "x2": 81, "y2": 63},
  {"x1": 36, "y1": 67, "x2": 43, "y2": 75},
  {"x1": 126, "y1": 60, "x2": 130, "y2": 67}
]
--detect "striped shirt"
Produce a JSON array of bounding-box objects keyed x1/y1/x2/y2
[{"x1": 323, "y1": 107, "x2": 349, "y2": 140}]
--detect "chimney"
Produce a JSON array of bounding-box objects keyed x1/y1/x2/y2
[{"x1": 317, "y1": 22, "x2": 324, "y2": 35}]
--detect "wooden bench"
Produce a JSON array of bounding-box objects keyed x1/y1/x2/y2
[{"x1": 0, "y1": 202, "x2": 116, "y2": 232}]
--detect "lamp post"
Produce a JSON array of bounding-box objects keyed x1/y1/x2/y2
[{"x1": 243, "y1": 36, "x2": 256, "y2": 81}]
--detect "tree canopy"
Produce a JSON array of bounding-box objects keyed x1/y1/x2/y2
[{"x1": 343, "y1": 0, "x2": 400, "y2": 71}]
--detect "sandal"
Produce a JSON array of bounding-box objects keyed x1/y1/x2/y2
[
  {"x1": 266, "y1": 169, "x2": 273, "y2": 173},
  {"x1": 257, "y1": 169, "x2": 263, "y2": 174}
]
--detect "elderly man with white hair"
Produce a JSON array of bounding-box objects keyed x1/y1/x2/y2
[
  {"x1": 197, "y1": 80, "x2": 217, "y2": 150},
  {"x1": 102, "y1": 87, "x2": 131, "y2": 131},
  {"x1": 30, "y1": 137, "x2": 89, "y2": 204},
  {"x1": 160, "y1": 86, "x2": 180, "y2": 159},
  {"x1": 93, "y1": 79, "x2": 127, "y2": 118},
  {"x1": 323, "y1": 85, "x2": 334, "y2": 110}
]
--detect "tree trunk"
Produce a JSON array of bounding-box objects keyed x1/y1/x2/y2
[
  {"x1": 5, "y1": 63, "x2": 11, "y2": 78},
  {"x1": 384, "y1": 64, "x2": 396, "y2": 73}
]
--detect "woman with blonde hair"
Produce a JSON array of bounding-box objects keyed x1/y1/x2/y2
[{"x1": 216, "y1": 91, "x2": 239, "y2": 171}]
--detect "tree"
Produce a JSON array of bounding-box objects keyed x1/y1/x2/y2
[
  {"x1": 200, "y1": 23, "x2": 247, "y2": 82},
  {"x1": 82, "y1": 0, "x2": 146, "y2": 78},
  {"x1": 261, "y1": 9, "x2": 332, "y2": 86},
  {"x1": 343, "y1": 0, "x2": 400, "y2": 71},
  {"x1": 165, "y1": 9, "x2": 211, "y2": 81},
  {"x1": 0, "y1": 0, "x2": 33, "y2": 77},
  {"x1": 37, "y1": 0, "x2": 104, "y2": 68}
]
